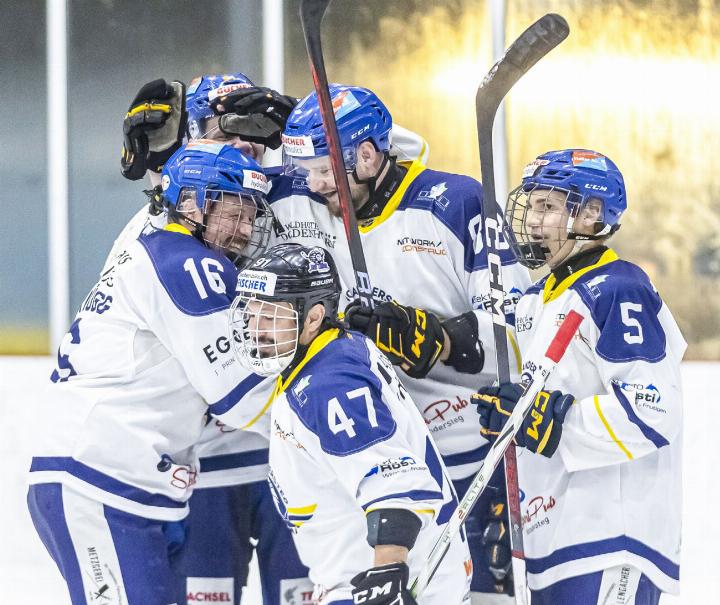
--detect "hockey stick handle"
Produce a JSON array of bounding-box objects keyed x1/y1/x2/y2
[
  {"x1": 299, "y1": 0, "x2": 375, "y2": 309},
  {"x1": 410, "y1": 309, "x2": 584, "y2": 599}
]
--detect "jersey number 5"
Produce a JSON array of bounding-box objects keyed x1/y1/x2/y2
[
  {"x1": 328, "y1": 387, "x2": 378, "y2": 438},
  {"x1": 620, "y1": 302, "x2": 644, "y2": 344}
]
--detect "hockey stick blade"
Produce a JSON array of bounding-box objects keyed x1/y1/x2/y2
[
  {"x1": 476, "y1": 13, "x2": 569, "y2": 125},
  {"x1": 299, "y1": 0, "x2": 375, "y2": 309},
  {"x1": 410, "y1": 308, "x2": 584, "y2": 599}
]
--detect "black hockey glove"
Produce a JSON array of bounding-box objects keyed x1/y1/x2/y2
[
  {"x1": 472, "y1": 384, "x2": 575, "y2": 458},
  {"x1": 345, "y1": 300, "x2": 444, "y2": 379},
  {"x1": 121, "y1": 79, "x2": 187, "y2": 181},
  {"x1": 441, "y1": 311, "x2": 484, "y2": 374},
  {"x1": 350, "y1": 562, "x2": 418, "y2": 605},
  {"x1": 210, "y1": 86, "x2": 298, "y2": 149}
]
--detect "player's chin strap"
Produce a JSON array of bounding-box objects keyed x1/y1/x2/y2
[
  {"x1": 144, "y1": 185, "x2": 208, "y2": 241},
  {"x1": 354, "y1": 154, "x2": 407, "y2": 221}
]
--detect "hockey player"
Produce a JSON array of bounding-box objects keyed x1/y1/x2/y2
[
  {"x1": 116, "y1": 73, "x2": 311, "y2": 605},
  {"x1": 274, "y1": 84, "x2": 531, "y2": 601},
  {"x1": 230, "y1": 242, "x2": 473, "y2": 605},
  {"x1": 27, "y1": 142, "x2": 277, "y2": 605},
  {"x1": 474, "y1": 150, "x2": 685, "y2": 604},
  {"x1": 114, "y1": 74, "x2": 431, "y2": 604}
]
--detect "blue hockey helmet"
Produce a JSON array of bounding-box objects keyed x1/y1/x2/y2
[
  {"x1": 186, "y1": 73, "x2": 255, "y2": 139},
  {"x1": 160, "y1": 140, "x2": 274, "y2": 268},
  {"x1": 505, "y1": 149, "x2": 627, "y2": 269},
  {"x1": 281, "y1": 84, "x2": 392, "y2": 173}
]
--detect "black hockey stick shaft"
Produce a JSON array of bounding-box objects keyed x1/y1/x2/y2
[
  {"x1": 476, "y1": 13, "x2": 569, "y2": 603},
  {"x1": 299, "y1": 0, "x2": 374, "y2": 309}
]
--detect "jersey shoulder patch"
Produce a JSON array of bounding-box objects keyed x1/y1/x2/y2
[
  {"x1": 138, "y1": 230, "x2": 236, "y2": 316},
  {"x1": 287, "y1": 334, "x2": 397, "y2": 456},
  {"x1": 571, "y1": 260, "x2": 666, "y2": 363}
]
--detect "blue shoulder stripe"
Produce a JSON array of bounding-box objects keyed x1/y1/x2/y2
[{"x1": 361, "y1": 489, "x2": 444, "y2": 512}]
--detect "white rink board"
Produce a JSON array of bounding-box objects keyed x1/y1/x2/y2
[{"x1": 1, "y1": 357, "x2": 718, "y2": 602}]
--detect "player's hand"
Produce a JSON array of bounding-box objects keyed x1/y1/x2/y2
[
  {"x1": 345, "y1": 300, "x2": 444, "y2": 379},
  {"x1": 121, "y1": 79, "x2": 187, "y2": 180},
  {"x1": 350, "y1": 562, "x2": 418, "y2": 605},
  {"x1": 482, "y1": 497, "x2": 514, "y2": 593},
  {"x1": 210, "y1": 86, "x2": 298, "y2": 149},
  {"x1": 472, "y1": 384, "x2": 575, "y2": 457}
]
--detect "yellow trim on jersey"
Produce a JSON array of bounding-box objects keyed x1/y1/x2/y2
[
  {"x1": 507, "y1": 329, "x2": 522, "y2": 373},
  {"x1": 357, "y1": 159, "x2": 427, "y2": 233},
  {"x1": 593, "y1": 395, "x2": 634, "y2": 460},
  {"x1": 164, "y1": 223, "x2": 192, "y2": 236},
  {"x1": 287, "y1": 503, "x2": 318, "y2": 515},
  {"x1": 125, "y1": 102, "x2": 172, "y2": 119},
  {"x1": 542, "y1": 248, "x2": 619, "y2": 304},
  {"x1": 272, "y1": 328, "x2": 341, "y2": 399}
]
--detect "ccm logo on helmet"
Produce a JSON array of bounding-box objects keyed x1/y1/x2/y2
[{"x1": 584, "y1": 183, "x2": 608, "y2": 191}]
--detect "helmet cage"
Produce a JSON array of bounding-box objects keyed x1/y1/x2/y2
[
  {"x1": 172, "y1": 186, "x2": 274, "y2": 269},
  {"x1": 504, "y1": 183, "x2": 611, "y2": 270},
  {"x1": 230, "y1": 295, "x2": 300, "y2": 377}
]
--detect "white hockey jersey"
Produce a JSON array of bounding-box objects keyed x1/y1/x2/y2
[
  {"x1": 29, "y1": 226, "x2": 272, "y2": 520},
  {"x1": 267, "y1": 160, "x2": 531, "y2": 479},
  {"x1": 513, "y1": 248, "x2": 685, "y2": 594},
  {"x1": 267, "y1": 328, "x2": 471, "y2": 604}
]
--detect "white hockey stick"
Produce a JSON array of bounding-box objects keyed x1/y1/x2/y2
[{"x1": 410, "y1": 307, "x2": 584, "y2": 599}]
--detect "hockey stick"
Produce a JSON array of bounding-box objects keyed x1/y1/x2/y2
[
  {"x1": 299, "y1": 0, "x2": 374, "y2": 309},
  {"x1": 476, "y1": 13, "x2": 569, "y2": 603},
  {"x1": 411, "y1": 307, "x2": 584, "y2": 599}
]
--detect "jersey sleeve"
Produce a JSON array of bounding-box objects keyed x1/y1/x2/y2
[
  {"x1": 125, "y1": 233, "x2": 273, "y2": 428},
  {"x1": 558, "y1": 278, "x2": 686, "y2": 472},
  {"x1": 291, "y1": 354, "x2": 448, "y2": 525},
  {"x1": 436, "y1": 175, "x2": 531, "y2": 376}
]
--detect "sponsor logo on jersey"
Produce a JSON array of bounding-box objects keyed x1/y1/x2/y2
[
  {"x1": 583, "y1": 274, "x2": 609, "y2": 300},
  {"x1": 291, "y1": 375, "x2": 311, "y2": 407},
  {"x1": 396, "y1": 236, "x2": 446, "y2": 255},
  {"x1": 516, "y1": 315, "x2": 533, "y2": 333},
  {"x1": 422, "y1": 395, "x2": 470, "y2": 433},
  {"x1": 79, "y1": 283, "x2": 113, "y2": 315},
  {"x1": 187, "y1": 576, "x2": 234, "y2": 602},
  {"x1": 202, "y1": 331, "x2": 241, "y2": 364},
  {"x1": 364, "y1": 456, "x2": 421, "y2": 478},
  {"x1": 344, "y1": 287, "x2": 393, "y2": 305},
  {"x1": 472, "y1": 287, "x2": 522, "y2": 315},
  {"x1": 242, "y1": 169, "x2": 269, "y2": 194},
  {"x1": 613, "y1": 380, "x2": 664, "y2": 412},
  {"x1": 522, "y1": 494, "x2": 557, "y2": 536},
  {"x1": 85, "y1": 545, "x2": 121, "y2": 603},
  {"x1": 278, "y1": 220, "x2": 337, "y2": 249},
  {"x1": 280, "y1": 578, "x2": 315, "y2": 605},
  {"x1": 236, "y1": 269, "x2": 277, "y2": 295},
  {"x1": 156, "y1": 453, "x2": 198, "y2": 490},
  {"x1": 273, "y1": 419, "x2": 306, "y2": 450},
  {"x1": 301, "y1": 247, "x2": 330, "y2": 273},
  {"x1": 418, "y1": 181, "x2": 451, "y2": 210}
]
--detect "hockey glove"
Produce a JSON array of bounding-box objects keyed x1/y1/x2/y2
[
  {"x1": 350, "y1": 562, "x2": 418, "y2": 605},
  {"x1": 472, "y1": 384, "x2": 575, "y2": 457},
  {"x1": 210, "y1": 86, "x2": 298, "y2": 149},
  {"x1": 441, "y1": 311, "x2": 484, "y2": 374},
  {"x1": 345, "y1": 300, "x2": 444, "y2": 379},
  {"x1": 121, "y1": 79, "x2": 187, "y2": 180},
  {"x1": 482, "y1": 498, "x2": 514, "y2": 593}
]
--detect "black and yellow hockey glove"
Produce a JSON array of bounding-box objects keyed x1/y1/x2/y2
[
  {"x1": 121, "y1": 79, "x2": 187, "y2": 180},
  {"x1": 345, "y1": 300, "x2": 444, "y2": 379},
  {"x1": 472, "y1": 384, "x2": 575, "y2": 457}
]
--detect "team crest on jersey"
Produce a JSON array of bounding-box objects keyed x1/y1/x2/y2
[
  {"x1": 302, "y1": 247, "x2": 330, "y2": 273},
  {"x1": 418, "y1": 181, "x2": 450, "y2": 209}
]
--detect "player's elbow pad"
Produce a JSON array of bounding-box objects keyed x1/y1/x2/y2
[
  {"x1": 442, "y1": 311, "x2": 484, "y2": 374},
  {"x1": 366, "y1": 508, "x2": 422, "y2": 551}
]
